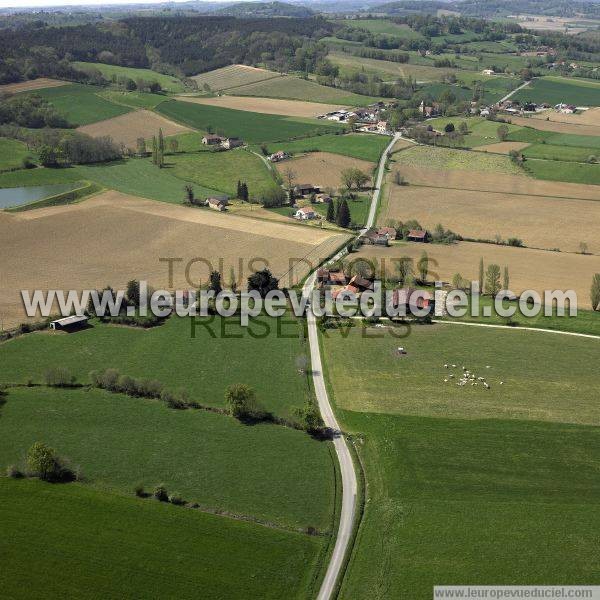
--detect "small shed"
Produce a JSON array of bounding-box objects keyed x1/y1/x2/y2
[
  {"x1": 49, "y1": 315, "x2": 89, "y2": 331},
  {"x1": 407, "y1": 229, "x2": 428, "y2": 243}
]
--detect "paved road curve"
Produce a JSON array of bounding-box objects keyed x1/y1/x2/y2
[{"x1": 305, "y1": 133, "x2": 401, "y2": 600}]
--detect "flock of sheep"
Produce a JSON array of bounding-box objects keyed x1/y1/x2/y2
[{"x1": 443, "y1": 364, "x2": 505, "y2": 390}]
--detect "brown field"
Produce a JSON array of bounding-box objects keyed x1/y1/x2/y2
[
  {"x1": 175, "y1": 95, "x2": 343, "y2": 118},
  {"x1": 395, "y1": 165, "x2": 600, "y2": 201},
  {"x1": 0, "y1": 78, "x2": 68, "y2": 94},
  {"x1": 0, "y1": 191, "x2": 349, "y2": 329},
  {"x1": 77, "y1": 109, "x2": 192, "y2": 149},
  {"x1": 380, "y1": 184, "x2": 600, "y2": 254},
  {"x1": 277, "y1": 152, "x2": 375, "y2": 190},
  {"x1": 474, "y1": 141, "x2": 531, "y2": 154},
  {"x1": 357, "y1": 242, "x2": 600, "y2": 309},
  {"x1": 190, "y1": 65, "x2": 281, "y2": 92},
  {"x1": 531, "y1": 107, "x2": 600, "y2": 126},
  {"x1": 510, "y1": 114, "x2": 600, "y2": 136},
  {"x1": 392, "y1": 137, "x2": 416, "y2": 151}
]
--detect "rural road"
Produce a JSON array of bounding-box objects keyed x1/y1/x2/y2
[
  {"x1": 304, "y1": 133, "x2": 400, "y2": 600},
  {"x1": 499, "y1": 79, "x2": 531, "y2": 104}
]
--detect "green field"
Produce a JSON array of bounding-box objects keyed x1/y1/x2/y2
[
  {"x1": 98, "y1": 89, "x2": 168, "y2": 109},
  {"x1": 230, "y1": 75, "x2": 380, "y2": 106},
  {"x1": 426, "y1": 116, "x2": 525, "y2": 147},
  {"x1": 0, "y1": 386, "x2": 334, "y2": 529},
  {"x1": 322, "y1": 324, "x2": 600, "y2": 599},
  {"x1": 0, "y1": 316, "x2": 310, "y2": 420},
  {"x1": 525, "y1": 157, "x2": 600, "y2": 185},
  {"x1": 0, "y1": 137, "x2": 32, "y2": 172},
  {"x1": 30, "y1": 84, "x2": 132, "y2": 126},
  {"x1": 522, "y1": 143, "x2": 597, "y2": 163},
  {"x1": 261, "y1": 133, "x2": 389, "y2": 162},
  {"x1": 337, "y1": 18, "x2": 425, "y2": 39},
  {"x1": 169, "y1": 148, "x2": 278, "y2": 197},
  {"x1": 73, "y1": 61, "x2": 186, "y2": 93},
  {"x1": 513, "y1": 76, "x2": 600, "y2": 107},
  {"x1": 0, "y1": 478, "x2": 323, "y2": 599},
  {"x1": 156, "y1": 99, "x2": 343, "y2": 143}
]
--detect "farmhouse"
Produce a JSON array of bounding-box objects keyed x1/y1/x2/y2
[
  {"x1": 377, "y1": 121, "x2": 389, "y2": 134},
  {"x1": 49, "y1": 315, "x2": 89, "y2": 331},
  {"x1": 202, "y1": 135, "x2": 223, "y2": 145},
  {"x1": 294, "y1": 183, "x2": 319, "y2": 197},
  {"x1": 364, "y1": 229, "x2": 389, "y2": 246},
  {"x1": 317, "y1": 269, "x2": 348, "y2": 286},
  {"x1": 419, "y1": 101, "x2": 440, "y2": 118},
  {"x1": 269, "y1": 151, "x2": 289, "y2": 162},
  {"x1": 206, "y1": 196, "x2": 229, "y2": 211},
  {"x1": 377, "y1": 227, "x2": 397, "y2": 240},
  {"x1": 390, "y1": 288, "x2": 433, "y2": 315},
  {"x1": 222, "y1": 137, "x2": 243, "y2": 150},
  {"x1": 348, "y1": 275, "x2": 374, "y2": 292},
  {"x1": 407, "y1": 229, "x2": 428, "y2": 242},
  {"x1": 482, "y1": 69, "x2": 495, "y2": 75},
  {"x1": 294, "y1": 206, "x2": 318, "y2": 220},
  {"x1": 315, "y1": 193, "x2": 332, "y2": 203}
]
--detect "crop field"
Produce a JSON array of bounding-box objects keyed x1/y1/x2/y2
[
  {"x1": 380, "y1": 183, "x2": 600, "y2": 253},
  {"x1": 513, "y1": 76, "x2": 600, "y2": 106},
  {"x1": 169, "y1": 149, "x2": 278, "y2": 197},
  {"x1": 73, "y1": 61, "x2": 186, "y2": 93},
  {"x1": 1, "y1": 479, "x2": 324, "y2": 599},
  {"x1": 77, "y1": 109, "x2": 193, "y2": 149},
  {"x1": 531, "y1": 107, "x2": 600, "y2": 126},
  {"x1": 276, "y1": 152, "x2": 375, "y2": 190},
  {"x1": 263, "y1": 133, "x2": 390, "y2": 163},
  {"x1": 0, "y1": 138, "x2": 32, "y2": 172},
  {"x1": 392, "y1": 146, "x2": 522, "y2": 174},
  {"x1": 0, "y1": 77, "x2": 68, "y2": 94},
  {"x1": 521, "y1": 143, "x2": 597, "y2": 162},
  {"x1": 475, "y1": 141, "x2": 531, "y2": 154},
  {"x1": 393, "y1": 164, "x2": 600, "y2": 200},
  {"x1": 0, "y1": 190, "x2": 348, "y2": 328},
  {"x1": 322, "y1": 325, "x2": 600, "y2": 599},
  {"x1": 358, "y1": 241, "x2": 600, "y2": 309},
  {"x1": 29, "y1": 83, "x2": 133, "y2": 126},
  {"x1": 190, "y1": 64, "x2": 282, "y2": 91},
  {"x1": 0, "y1": 385, "x2": 334, "y2": 529},
  {"x1": 426, "y1": 116, "x2": 522, "y2": 147},
  {"x1": 335, "y1": 18, "x2": 425, "y2": 39},
  {"x1": 229, "y1": 73, "x2": 381, "y2": 105},
  {"x1": 509, "y1": 114, "x2": 600, "y2": 136},
  {"x1": 156, "y1": 100, "x2": 343, "y2": 143},
  {"x1": 175, "y1": 94, "x2": 344, "y2": 117}
]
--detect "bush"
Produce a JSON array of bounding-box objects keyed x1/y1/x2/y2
[
  {"x1": 134, "y1": 483, "x2": 146, "y2": 497},
  {"x1": 26, "y1": 441, "x2": 74, "y2": 482},
  {"x1": 6, "y1": 464, "x2": 24, "y2": 478},
  {"x1": 169, "y1": 493, "x2": 186, "y2": 506},
  {"x1": 44, "y1": 367, "x2": 76, "y2": 388},
  {"x1": 153, "y1": 484, "x2": 169, "y2": 502},
  {"x1": 225, "y1": 384, "x2": 260, "y2": 421}
]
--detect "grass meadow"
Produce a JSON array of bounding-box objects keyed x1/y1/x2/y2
[
  {"x1": 156, "y1": 99, "x2": 343, "y2": 143},
  {"x1": 0, "y1": 478, "x2": 324, "y2": 599},
  {"x1": 73, "y1": 61, "x2": 186, "y2": 93},
  {"x1": 525, "y1": 157, "x2": 600, "y2": 185},
  {"x1": 0, "y1": 138, "x2": 32, "y2": 172},
  {"x1": 30, "y1": 84, "x2": 133, "y2": 126},
  {"x1": 321, "y1": 324, "x2": 600, "y2": 599},
  {"x1": 260, "y1": 133, "x2": 389, "y2": 162},
  {"x1": 0, "y1": 386, "x2": 335, "y2": 530},
  {"x1": 513, "y1": 76, "x2": 600, "y2": 106}
]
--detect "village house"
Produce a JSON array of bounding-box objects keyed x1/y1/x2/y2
[
  {"x1": 294, "y1": 206, "x2": 318, "y2": 220},
  {"x1": 482, "y1": 68, "x2": 495, "y2": 76},
  {"x1": 348, "y1": 275, "x2": 374, "y2": 292},
  {"x1": 377, "y1": 226, "x2": 397, "y2": 240},
  {"x1": 202, "y1": 135, "x2": 223, "y2": 145},
  {"x1": 377, "y1": 121, "x2": 389, "y2": 134},
  {"x1": 407, "y1": 229, "x2": 428, "y2": 243},
  {"x1": 222, "y1": 137, "x2": 243, "y2": 150},
  {"x1": 317, "y1": 268, "x2": 348, "y2": 286},
  {"x1": 205, "y1": 196, "x2": 229, "y2": 211},
  {"x1": 314, "y1": 193, "x2": 332, "y2": 203},
  {"x1": 364, "y1": 228, "x2": 389, "y2": 246},
  {"x1": 419, "y1": 101, "x2": 440, "y2": 118}
]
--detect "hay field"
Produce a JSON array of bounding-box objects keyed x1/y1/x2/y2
[
  {"x1": 474, "y1": 141, "x2": 531, "y2": 154},
  {"x1": 0, "y1": 78, "x2": 68, "y2": 94},
  {"x1": 190, "y1": 65, "x2": 281, "y2": 91},
  {"x1": 380, "y1": 184, "x2": 600, "y2": 253},
  {"x1": 357, "y1": 242, "x2": 600, "y2": 309},
  {"x1": 77, "y1": 110, "x2": 192, "y2": 149},
  {"x1": 509, "y1": 114, "x2": 600, "y2": 136},
  {"x1": 394, "y1": 165, "x2": 600, "y2": 201},
  {"x1": 0, "y1": 191, "x2": 348, "y2": 328},
  {"x1": 175, "y1": 95, "x2": 343, "y2": 118},
  {"x1": 277, "y1": 152, "x2": 375, "y2": 189}
]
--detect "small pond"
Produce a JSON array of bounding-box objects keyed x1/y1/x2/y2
[{"x1": 0, "y1": 183, "x2": 80, "y2": 209}]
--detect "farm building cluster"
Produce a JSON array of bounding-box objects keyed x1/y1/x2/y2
[
  {"x1": 201, "y1": 135, "x2": 244, "y2": 150},
  {"x1": 318, "y1": 102, "x2": 393, "y2": 135}
]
